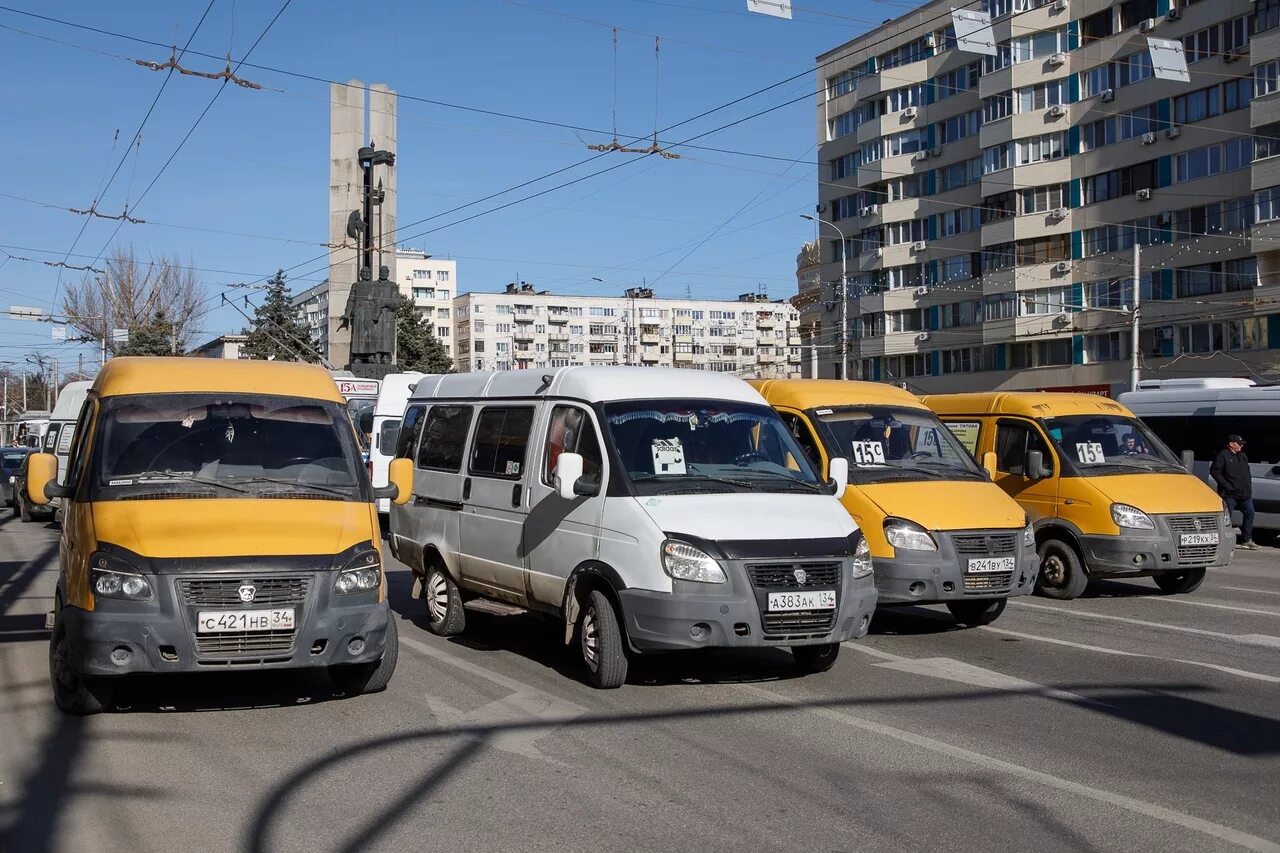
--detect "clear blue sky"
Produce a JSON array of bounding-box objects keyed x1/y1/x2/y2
[{"x1": 0, "y1": 0, "x2": 882, "y2": 373}]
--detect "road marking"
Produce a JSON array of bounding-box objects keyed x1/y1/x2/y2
[
  {"x1": 734, "y1": 682, "x2": 1280, "y2": 853},
  {"x1": 1149, "y1": 598, "x2": 1280, "y2": 618},
  {"x1": 1220, "y1": 586, "x2": 1280, "y2": 597},
  {"x1": 981, "y1": 626, "x2": 1280, "y2": 685},
  {"x1": 1010, "y1": 600, "x2": 1280, "y2": 649},
  {"x1": 401, "y1": 635, "x2": 586, "y2": 762},
  {"x1": 844, "y1": 642, "x2": 1106, "y2": 706}
]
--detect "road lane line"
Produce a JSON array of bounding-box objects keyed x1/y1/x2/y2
[
  {"x1": 1220, "y1": 586, "x2": 1280, "y2": 597},
  {"x1": 1010, "y1": 600, "x2": 1280, "y2": 649},
  {"x1": 981, "y1": 627, "x2": 1280, "y2": 684},
  {"x1": 1149, "y1": 598, "x2": 1280, "y2": 618},
  {"x1": 734, "y1": 682, "x2": 1280, "y2": 853}
]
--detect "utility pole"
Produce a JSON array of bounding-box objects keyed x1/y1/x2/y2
[
  {"x1": 1130, "y1": 242, "x2": 1141, "y2": 392},
  {"x1": 801, "y1": 214, "x2": 849, "y2": 380}
]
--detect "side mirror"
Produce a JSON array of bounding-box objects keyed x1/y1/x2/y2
[
  {"x1": 828, "y1": 457, "x2": 849, "y2": 500},
  {"x1": 27, "y1": 453, "x2": 60, "y2": 505},
  {"x1": 555, "y1": 452, "x2": 585, "y2": 500},
  {"x1": 1181, "y1": 449, "x2": 1195, "y2": 472},
  {"x1": 981, "y1": 451, "x2": 998, "y2": 481},
  {"x1": 385, "y1": 457, "x2": 413, "y2": 506},
  {"x1": 1025, "y1": 450, "x2": 1049, "y2": 480}
]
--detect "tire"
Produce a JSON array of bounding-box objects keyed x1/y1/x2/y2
[
  {"x1": 946, "y1": 598, "x2": 1008, "y2": 627},
  {"x1": 1036, "y1": 539, "x2": 1088, "y2": 600},
  {"x1": 49, "y1": 609, "x2": 111, "y2": 715},
  {"x1": 424, "y1": 564, "x2": 466, "y2": 637},
  {"x1": 330, "y1": 614, "x2": 400, "y2": 696},
  {"x1": 792, "y1": 643, "x2": 840, "y2": 674},
  {"x1": 1153, "y1": 568, "x2": 1206, "y2": 595},
  {"x1": 578, "y1": 589, "x2": 627, "y2": 689},
  {"x1": 18, "y1": 491, "x2": 31, "y2": 523}
]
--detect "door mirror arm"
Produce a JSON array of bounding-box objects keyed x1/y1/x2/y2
[
  {"x1": 373, "y1": 483, "x2": 399, "y2": 501},
  {"x1": 43, "y1": 482, "x2": 73, "y2": 500}
]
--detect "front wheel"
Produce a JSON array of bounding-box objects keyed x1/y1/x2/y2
[
  {"x1": 424, "y1": 565, "x2": 466, "y2": 637},
  {"x1": 578, "y1": 589, "x2": 627, "y2": 689},
  {"x1": 946, "y1": 598, "x2": 1008, "y2": 627},
  {"x1": 49, "y1": 609, "x2": 112, "y2": 715},
  {"x1": 18, "y1": 491, "x2": 32, "y2": 522},
  {"x1": 1153, "y1": 568, "x2": 1206, "y2": 595},
  {"x1": 330, "y1": 615, "x2": 399, "y2": 696},
  {"x1": 792, "y1": 642, "x2": 840, "y2": 674},
  {"x1": 1036, "y1": 539, "x2": 1088, "y2": 600}
]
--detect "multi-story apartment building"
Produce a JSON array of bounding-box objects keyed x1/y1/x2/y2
[
  {"x1": 815, "y1": 0, "x2": 1280, "y2": 394},
  {"x1": 455, "y1": 282, "x2": 802, "y2": 377},
  {"x1": 292, "y1": 250, "x2": 459, "y2": 365},
  {"x1": 793, "y1": 239, "x2": 825, "y2": 378}
]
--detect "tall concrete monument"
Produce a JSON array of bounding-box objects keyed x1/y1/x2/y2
[{"x1": 327, "y1": 81, "x2": 399, "y2": 377}]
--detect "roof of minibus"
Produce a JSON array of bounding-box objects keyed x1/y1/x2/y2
[
  {"x1": 374, "y1": 372, "x2": 429, "y2": 417},
  {"x1": 92, "y1": 357, "x2": 344, "y2": 402},
  {"x1": 750, "y1": 379, "x2": 927, "y2": 411},
  {"x1": 921, "y1": 391, "x2": 1133, "y2": 419},
  {"x1": 50, "y1": 380, "x2": 92, "y2": 420},
  {"x1": 410, "y1": 366, "x2": 763, "y2": 405}
]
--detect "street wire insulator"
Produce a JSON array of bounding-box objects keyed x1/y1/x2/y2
[{"x1": 135, "y1": 46, "x2": 263, "y2": 90}]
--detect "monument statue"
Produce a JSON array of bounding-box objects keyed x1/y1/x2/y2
[{"x1": 340, "y1": 265, "x2": 398, "y2": 367}]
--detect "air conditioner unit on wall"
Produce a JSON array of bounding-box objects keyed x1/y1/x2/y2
[
  {"x1": 904, "y1": 105, "x2": 918, "y2": 119},
  {"x1": 1141, "y1": 132, "x2": 1157, "y2": 145},
  {"x1": 917, "y1": 332, "x2": 931, "y2": 342},
  {"x1": 1166, "y1": 126, "x2": 1182, "y2": 139},
  {"x1": 1136, "y1": 188, "x2": 1152, "y2": 200},
  {"x1": 1049, "y1": 207, "x2": 1069, "y2": 220},
  {"x1": 1052, "y1": 0, "x2": 1068, "y2": 11},
  {"x1": 1166, "y1": 6, "x2": 1180, "y2": 20},
  {"x1": 1100, "y1": 88, "x2": 1115, "y2": 102},
  {"x1": 1054, "y1": 261, "x2": 1071, "y2": 273},
  {"x1": 1138, "y1": 17, "x2": 1156, "y2": 33},
  {"x1": 1224, "y1": 47, "x2": 1241, "y2": 63},
  {"x1": 1048, "y1": 52, "x2": 1067, "y2": 66},
  {"x1": 1048, "y1": 104, "x2": 1066, "y2": 118}
]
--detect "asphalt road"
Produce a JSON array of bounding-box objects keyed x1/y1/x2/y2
[{"x1": 2, "y1": 513, "x2": 1278, "y2": 853}]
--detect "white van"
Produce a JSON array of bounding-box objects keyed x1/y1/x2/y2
[
  {"x1": 370, "y1": 372, "x2": 427, "y2": 514},
  {"x1": 389, "y1": 366, "x2": 876, "y2": 688},
  {"x1": 43, "y1": 380, "x2": 92, "y2": 486},
  {"x1": 1120, "y1": 377, "x2": 1280, "y2": 532}
]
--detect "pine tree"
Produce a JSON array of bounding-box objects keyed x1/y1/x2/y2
[
  {"x1": 240, "y1": 270, "x2": 320, "y2": 362},
  {"x1": 395, "y1": 295, "x2": 453, "y2": 374},
  {"x1": 116, "y1": 310, "x2": 178, "y2": 356}
]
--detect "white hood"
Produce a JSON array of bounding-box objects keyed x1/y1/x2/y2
[{"x1": 634, "y1": 493, "x2": 857, "y2": 541}]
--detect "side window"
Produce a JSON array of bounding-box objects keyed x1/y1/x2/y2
[
  {"x1": 65, "y1": 401, "x2": 95, "y2": 488},
  {"x1": 543, "y1": 406, "x2": 604, "y2": 488},
  {"x1": 469, "y1": 407, "x2": 535, "y2": 479},
  {"x1": 943, "y1": 420, "x2": 982, "y2": 457},
  {"x1": 377, "y1": 419, "x2": 401, "y2": 455},
  {"x1": 395, "y1": 406, "x2": 426, "y2": 459},
  {"x1": 417, "y1": 405, "x2": 473, "y2": 471},
  {"x1": 995, "y1": 420, "x2": 1052, "y2": 476},
  {"x1": 779, "y1": 412, "x2": 823, "y2": 469}
]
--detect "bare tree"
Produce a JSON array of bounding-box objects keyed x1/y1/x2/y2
[{"x1": 62, "y1": 247, "x2": 208, "y2": 356}]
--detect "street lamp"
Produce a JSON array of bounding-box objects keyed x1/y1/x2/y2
[{"x1": 802, "y1": 214, "x2": 849, "y2": 380}]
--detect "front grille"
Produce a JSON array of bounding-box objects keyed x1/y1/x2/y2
[
  {"x1": 963, "y1": 572, "x2": 1014, "y2": 593},
  {"x1": 179, "y1": 576, "x2": 310, "y2": 607},
  {"x1": 1175, "y1": 544, "x2": 1218, "y2": 565},
  {"x1": 952, "y1": 533, "x2": 1019, "y2": 556},
  {"x1": 1166, "y1": 514, "x2": 1220, "y2": 534},
  {"x1": 761, "y1": 611, "x2": 836, "y2": 638},
  {"x1": 120, "y1": 492, "x2": 221, "y2": 501},
  {"x1": 194, "y1": 630, "x2": 296, "y2": 658},
  {"x1": 746, "y1": 562, "x2": 841, "y2": 589}
]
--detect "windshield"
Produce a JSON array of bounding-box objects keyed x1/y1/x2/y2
[
  {"x1": 602, "y1": 399, "x2": 823, "y2": 495},
  {"x1": 93, "y1": 393, "x2": 366, "y2": 501},
  {"x1": 810, "y1": 406, "x2": 985, "y2": 483},
  {"x1": 1043, "y1": 414, "x2": 1184, "y2": 475},
  {"x1": 1, "y1": 450, "x2": 29, "y2": 473}
]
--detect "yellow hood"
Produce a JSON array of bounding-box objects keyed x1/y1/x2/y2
[
  {"x1": 1086, "y1": 473, "x2": 1224, "y2": 515},
  {"x1": 91, "y1": 499, "x2": 377, "y2": 558},
  {"x1": 850, "y1": 481, "x2": 1026, "y2": 531}
]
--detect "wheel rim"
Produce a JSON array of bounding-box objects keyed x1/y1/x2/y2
[
  {"x1": 1041, "y1": 553, "x2": 1066, "y2": 587},
  {"x1": 51, "y1": 631, "x2": 78, "y2": 696},
  {"x1": 581, "y1": 607, "x2": 599, "y2": 670},
  {"x1": 426, "y1": 572, "x2": 449, "y2": 623}
]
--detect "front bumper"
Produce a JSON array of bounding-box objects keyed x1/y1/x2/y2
[
  {"x1": 874, "y1": 528, "x2": 1036, "y2": 605},
  {"x1": 1079, "y1": 512, "x2": 1233, "y2": 576},
  {"x1": 618, "y1": 562, "x2": 878, "y2": 652},
  {"x1": 62, "y1": 575, "x2": 391, "y2": 677}
]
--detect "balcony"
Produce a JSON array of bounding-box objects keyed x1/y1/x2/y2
[
  {"x1": 547, "y1": 313, "x2": 569, "y2": 324},
  {"x1": 640, "y1": 348, "x2": 662, "y2": 363},
  {"x1": 640, "y1": 333, "x2": 661, "y2": 345},
  {"x1": 548, "y1": 333, "x2": 569, "y2": 343},
  {"x1": 756, "y1": 315, "x2": 777, "y2": 329},
  {"x1": 514, "y1": 349, "x2": 535, "y2": 360},
  {"x1": 674, "y1": 351, "x2": 694, "y2": 363},
  {"x1": 513, "y1": 328, "x2": 535, "y2": 342}
]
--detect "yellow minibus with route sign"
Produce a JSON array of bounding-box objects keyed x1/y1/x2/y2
[
  {"x1": 752, "y1": 380, "x2": 1036, "y2": 626},
  {"x1": 922, "y1": 391, "x2": 1232, "y2": 599}
]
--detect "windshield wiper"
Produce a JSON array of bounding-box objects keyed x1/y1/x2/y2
[
  {"x1": 727, "y1": 469, "x2": 822, "y2": 492},
  {"x1": 909, "y1": 460, "x2": 986, "y2": 480},
  {"x1": 225, "y1": 476, "x2": 355, "y2": 498},
  {"x1": 112, "y1": 471, "x2": 249, "y2": 494}
]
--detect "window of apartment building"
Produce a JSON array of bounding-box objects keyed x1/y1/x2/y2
[
  {"x1": 495, "y1": 323, "x2": 512, "y2": 333},
  {"x1": 830, "y1": 109, "x2": 861, "y2": 140},
  {"x1": 1256, "y1": 0, "x2": 1280, "y2": 34},
  {"x1": 1017, "y1": 132, "x2": 1068, "y2": 165},
  {"x1": 830, "y1": 152, "x2": 857, "y2": 181},
  {"x1": 938, "y1": 207, "x2": 981, "y2": 236},
  {"x1": 589, "y1": 342, "x2": 617, "y2": 354},
  {"x1": 984, "y1": 28, "x2": 1066, "y2": 73},
  {"x1": 984, "y1": 0, "x2": 1050, "y2": 21},
  {"x1": 1081, "y1": 160, "x2": 1156, "y2": 204},
  {"x1": 983, "y1": 142, "x2": 1013, "y2": 174},
  {"x1": 983, "y1": 192, "x2": 1017, "y2": 223},
  {"x1": 827, "y1": 69, "x2": 861, "y2": 99},
  {"x1": 984, "y1": 293, "x2": 1017, "y2": 320},
  {"x1": 884, "y1": 175, "x2": 923, "y2": 201},
  {"x1": 1016, "y1": 235, "x2": 1070, "y2": 265},
  {"x1": 1020, "y1": 285, "x2": 1071, "y2": 315},
  {"x1": 1019, "y1": 183, "x2": 1068, "y2": 215},
  {"x1": 832, "y1": 194, "x2": 859, "y2": 222},
  {"x1": 589, "y1": 307, "x2": 615, "y2": 317},
  {"x1": 880, "y1": 263, "x2": 932, "y2": 290},
  {"x1": 1257, "y1": 186, "x2": 1280, "y2": 222},
  {"x1": 1011, "y1": 338, "x2": 1073, "y2": 368},
  {"x1": 983, "y1": 92, "x2": 1013, "y2": 123},
  {"x1": 1119, "y1": 0, "x2": 1158, "y2": 29},
  {"x1": 1176, "y1": 258, "x2": 1258, "y2": 297},
  {"x1": 1175, "y1": 138, "x2": 1252, "y2": 183},
  {"x1": 1256, "y1": 123, "x2": 1280, "y2": 161},
  {"x1": 885, "y1": 218, "x2": 929, "y2": 245},
  {"x1": 413, "y1": 269, "x2": 432, "y2": 279},
  {"x1": 1016, "y1": 80, "x2": 1067, "y2": 113},
  {"x1": 437, "y1": 326, "x2": 450, "y2": 338},
  {"x1": 939, "y1": 300, "x2": 980, "y2": 328},
  {"x1": 853, "y1": 314, "x2": 883, "y2": 339},
  {"x1": 1258, "y1": 61, "x2": 1280, "y2": 99},
  {"x1": 1085, "y1": 331, "x2": 1130, "y2": 363},
  {"x1": 495, "y1": 305, "x2": 511, "y2": 315},
  {"x1": 1174, "y1": 196, "x2": 1254, "y2": 239},
  {"x1": 496, "y1": 341, "x2": 510, "y2": 352},
  {"x1": 937, "y1": 109, "x2": 982, "y2": 144},
  {"x1": 1175, "y1": 85, "x2": 1223, "y2": 123},
  {"x1": 883, "y1": 353, "x2": 930, "y2": 378},
  {"x1": 883, "y1": 84, "x2": 927, "y2": 113},
  {"x1": 472, "y1": 340, "x2": 485, "y2": 353},
  {"x1": 880, "y1": 36, "x2": 932, "y2": 70},
  {"x1": 941, "y1": 253, "x2": 977, "y2": 282},
  {"x1": 981, "y1": 243, "x2": 1016, "y2": 272},
  {"x1": 438, "y1": 271, "x2": 450, "y2": 283},
  {"x1": 1080, "y1": 8, "x2": 1114, "y2": 41},
  {"x1": 1079, "y1": 105, "x2": 1160, "y2": 150},
  {"x1": 412, "y1": 287, "x2": 430, "y2": 300},
  {"x1": 885, "y1": 309, "x2": 926, "y2": 333},
  {"x1": 1084, "y1": 276, "x2": 1142, "y2": 308},
  {"x1": 438, "y1": 308, "x2": 451, "y2": 318},
  {"x1": 1183, "y1": 24, "x2": 1220, "y2": 63},
  {"x1": 588, "y1": 323, "x2": 611, "y2": 335},
  {"x1": 938, "y1": 157, "x2": 983, "y2": 192},
  {"x1": 471, "y1": 304, "x2": 482, "y2": 314},
  {"x1": 934, "y1": 62, "x2": 981, "y2": 99},
  {"x1": 940, "y1": 347, "x2": 984, "y2": 374}
]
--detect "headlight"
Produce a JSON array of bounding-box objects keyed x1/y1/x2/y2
[
  {"x1": 89, "y1": 552, "x2": 153, "y2": 601},
  {"x1": 1111, "y1": 503, "x2": 1155, "y2": 530},
  {"x1": 661, "y1": 540, "x2": 726, "y2": 584},
  {"x1": 852, "y1": 534, "x2": 873, "y2": 579},
  {"x1": 1222, "y1": 503, "x2": 1233, "y2": 528},
  {"x1": 1023, "y1": 516, "x2": 1035, "y2": 547},
  {"x1": 883, "y1": 518, "x2": 937, "y2": 552},
  {"x1": 334, "y1": 549, "x2": 382, "y2": 594}
]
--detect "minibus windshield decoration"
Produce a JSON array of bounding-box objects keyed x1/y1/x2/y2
[
  {"x1": 811, "y1": 406, "x2": 986, "y2": 483},
  {"x1": 1042, "y1": 414, "x2": 1184, "y2": 475},
  {"x1": 602, "y1": 400, "x2": 823, "y2": 496}
]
